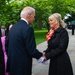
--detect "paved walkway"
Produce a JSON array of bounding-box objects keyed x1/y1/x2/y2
[{"x1": 32, "y1": 29, "x2": 75, "y2": 75}]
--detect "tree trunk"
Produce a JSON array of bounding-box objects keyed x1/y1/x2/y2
[{"x1": 37, "y1": 20, "x2": 42, "y2": 29}]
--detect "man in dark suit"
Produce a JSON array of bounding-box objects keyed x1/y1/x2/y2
[{"x1": 6, "y1": 6, "x2": 42, "y2": 75}]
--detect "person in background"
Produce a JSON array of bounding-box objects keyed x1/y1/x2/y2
[
  {"x1": 5, "y1": 24, "x2": 13, "y2": 37},
  {"x1": 5, "y1": 24, "x2": 13, "y2": 54},
  {"x1": 1, "y1": 25, "x2": 5, "y2": 37},
  {"x1": 6, "y1": 6, "x2": 42, "y2": 75},
  {"x1": 71, "y1": 22, "x2": 75, "y2": 35},
  {"x1": 1, "y1": 24, "x2": 13, "y2": 75},
  {"x1": 42, "y1": 13, "x2": 73, "y2": 75},
  {"x1": 0, "y1": 26, "x2": 5, "y2": 75}
]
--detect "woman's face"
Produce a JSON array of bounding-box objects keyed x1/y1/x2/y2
[{"x1": 49, "y1": 18, "x2": 58, "y2": 29}]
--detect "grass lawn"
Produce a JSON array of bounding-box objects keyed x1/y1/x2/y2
[{"x1": 34, "y1": 29, "x2": 48, "y2": 45}]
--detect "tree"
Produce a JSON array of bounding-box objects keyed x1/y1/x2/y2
[{"x1": 0, "y1": 0, "x2": 75, "y2": 29}]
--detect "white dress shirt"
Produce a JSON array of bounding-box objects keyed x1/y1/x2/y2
[{"x1": 21, "y1": 18, "x2": 29, "y2": 24}]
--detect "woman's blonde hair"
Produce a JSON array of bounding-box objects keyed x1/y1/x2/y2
[{"x1": 48, "y1": 13, "x2": 65, "y2": 28}]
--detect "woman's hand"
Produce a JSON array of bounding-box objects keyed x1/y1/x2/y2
[
  {"x1": 43, "y1": 56, "x2": 47, "y2": 61},
  {"x1": 42, "y1": 52, "x2": 45, "y2": 56},
  {"x1": 42, "y1": 52, "x2": 47, "y2": 60}
]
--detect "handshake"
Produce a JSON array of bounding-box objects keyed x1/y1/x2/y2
[{"x1": 38, "y1": 52, "x2": 48, "y2": 65}]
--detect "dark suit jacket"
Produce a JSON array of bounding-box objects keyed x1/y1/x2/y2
[
  {"x1": 6, "y1": 20, "x2": 42, "y2": 75},
  {"x1": 0, "y1": 28, "x2": 5, "y2": 75}
]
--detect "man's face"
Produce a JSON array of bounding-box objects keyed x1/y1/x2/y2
[{"x1": 29, "y1": 12, "x2": 35, "y2": 24}]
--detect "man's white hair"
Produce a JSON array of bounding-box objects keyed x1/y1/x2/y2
[{"x1": 20, "y1": 6, "x2": 35, "y2": 18}]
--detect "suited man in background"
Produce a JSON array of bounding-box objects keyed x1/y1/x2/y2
[{"x1": 6, "y1": 6, "x2": 42, "y2": 75}]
